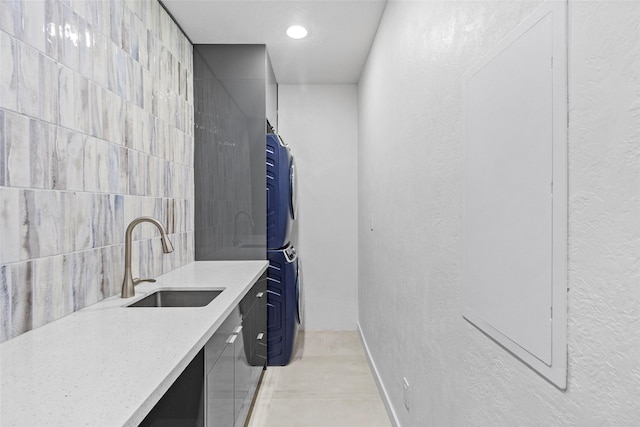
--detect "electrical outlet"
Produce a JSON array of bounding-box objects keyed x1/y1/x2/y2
[{"x1": 402, "y1": 377, "x2": 410, "y2": 411}]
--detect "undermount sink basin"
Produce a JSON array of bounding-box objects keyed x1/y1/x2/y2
[{"x1": 127, "y1": 290, "x2": 223, "y2": 308}]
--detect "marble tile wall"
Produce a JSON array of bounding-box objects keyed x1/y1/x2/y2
[{"x1": 0, "y1": 0, "x2": 195, "y2": 342}]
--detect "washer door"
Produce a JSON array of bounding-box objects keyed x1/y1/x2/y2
[
  {"x1": 295, "y1": 259, "x2": 303, "y2": 324},
  {"x1": 289, "y1": 157, "x2": 297, "y2": 220}
]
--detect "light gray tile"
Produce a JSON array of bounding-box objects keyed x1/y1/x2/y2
[
  {"x1": 130, "y1": 13, "x2": 140, "y2": 62},
  {"x1": 44, "y1": 0, "x2": 60, "y2": 61},
  {"x1": 84, "y1": 247, "x2": 102, "y2": 306},
  {"x1": 102, "y1": 244, "x2": 122, "y2": 299},
  {"x1": 109, "y1": 0, "x2": 123, "y2": 47},
  {"x1": 106, "y1": 40, "x2": 117, "y2": 94},
  {"x1": 78, "y1": 18, "x2": 94, "y2": 79},
  {"x1": 92, "y1": 32, "x2": 107, "y2": 88},
  {"x1": 123, "y1": 103, "x2": 134, "y2": 148},
  {"x1": 89, "y1": 81, "x2": 103, "y2": 139},
  {"x1": 83, "y1": 136, "x2": 97, "y2": 192},
  {"x1": 58, "y1": 190, "x2": 75, "y2": 254},
  {"x1": 75, "y1": 73, "x2": 90, "y2": 134},
  {"x1": 114, "y1": 44, "x2": 126, "y2": 97},
  {"x1": 122, "y1": 195, "x2": 140, "y2": 239},
  {"x1": 63, "y1": 251, "x2": 85, "y2": 311},
  {"x1": 20, "y1": 189, "x2": 61, "y2": 259},
  {"x1": 9, "y1": 261, "x2": 33, "y2": 338},
  {"x1": 0, "y1": 109, "x2": 5, "y2": 186},
  {"x1": 103, "y1": 90, "x2": 124, "y2": 144},
  {"x1": 0, "y1": 0, "x2": 23, "y2": 39},
  {"x1": 107, "y1": 143, "x2": 120, "y2": 193},
  {"x1": 59, "y1": 4, "x2": 79, "y2": 70},
  {"x1": 121, "y1": 6, "x2": 131, "y2": 55},
  {"x1": 17, "y1": 41, "x2": 40, "y2": 118},
  {"x1": 133, "y1": 59, "x2": 143, "y2": 107},
  {"x1": 95, "y1": 0, "x2": 111, "y2": 38},
  {"x1": 81, "y1": 0, "x2": 97, "y2": 26},
  {"x1": 22, "y1": 0, "x2": 46, "y2": 53},
  {"x1": 114, "y1": 94, "x2": 125, "y2": 143},
  {"x1": 0, "y1": 265, "x2": 11, "y2": 343},
  {"x1": 125, "y1": 54, "x2": 135, "y2": 104},
  {"x1": 147, "y1": 113, "x2": 158, "y2": 157},
  {"x1": 100, "y1": 194, "x2": 116, "y2": 246},
  {"x1": 127, "y1": 147, "x2": 138, "y2": 195},
  {"x1": 57, "y1": 65, "x2": 75, "y2": 129},
  {"x1": 29, "y1": 119, "x2": 53, "y2": 189},
  {"x1": 39, "y1": 54, "x2": 60, "y2": 124},
  {"x1": 95, "y1": 138, "x2": 109, "y2": 193},
  {"x1": 133, "y1": 105, "x2": 144, "y2": 152},
  {"x1": 49, "y1": 254, "x2": 71, "y2": 323},
  {"x1": 0, "y1": 187, "x2": 20, "y2": 264},
  {"x1": 4, "y1": 110, "x2": 30, "y2": 187},
  {"x1": 31, "y1": 256, "x2": 54, "y2": 329},
  {"x1": 138, "y1": 152, "x2": 149, "y2": 195},
  {"x1": 91, "y1": 194, "x2": 106, "y2": 248},
  {"x1": 51, "y1": 127, "x2": 67, "y2": 190},
  {"x1": 113, "y1": 194, "x2": 124, "y2": 242},
  {"x1": 73, "y1": 192, "x2": 93, "y2": 251},
  {"x1": 118, "y1": 146, "x2": 129, "y2": 194},
  {"x1": 146, "y1": 29, "x2": 156, "y2": 75},
  {"x1": 156, "y1": 119, "x2": 167, "y2": 160},
  {"x1": 65, "y1": 129, "x2": 85, "y2": 191},
  {"x1": 142, "y1": 67, "x2": 153, "y2": 113},
  {"x1": 0, "y1": 31, "x2": 18, "y2": 111},
  {"x1": 70, "y1": 0, "x2": 85, "y2": 18}
]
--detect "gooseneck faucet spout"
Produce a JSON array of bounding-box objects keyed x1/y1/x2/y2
[{"x1": 121, "y1": 216, "x2": 174, "y2": 298}]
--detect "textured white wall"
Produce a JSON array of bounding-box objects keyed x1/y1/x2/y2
[
  {"x1": 278, "y1": 85, "x2": 359, "y2": 330},
  {"x1": 358, "y1": 1, "x2": 639, "y2": 425}
]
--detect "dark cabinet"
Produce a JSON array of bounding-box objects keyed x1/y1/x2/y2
[
  {"x1": 206, "y1": 274, "x2": 267, "y2": 427},
  {"x1": 140, "y1": 274, "x2": 267, "y2": 427}
]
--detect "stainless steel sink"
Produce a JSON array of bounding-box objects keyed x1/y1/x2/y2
[{"x1": 126, "y1": 290, "x2": 223, "y2": 308}]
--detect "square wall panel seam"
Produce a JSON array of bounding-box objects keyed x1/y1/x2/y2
[{"x1": 462, "y1": 0, "x2": 568, "y2": 389}]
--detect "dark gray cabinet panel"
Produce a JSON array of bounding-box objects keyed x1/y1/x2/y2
[
  {"x1": 193, "y1": 45, "x2": 277, "y2": 262},
  {"x1": 139, "y1": 351, "x2": 205, "y2": 426},
  {"x1": 141, "y1": 275, "x2": 268, "y2": 427},
  {"x1": 205, "y1": 273, "x2": 267, "y2": 426}
]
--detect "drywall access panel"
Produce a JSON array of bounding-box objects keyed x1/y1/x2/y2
[{"x1": 462, "y1": 1, "x2": 567, "y2": 389}]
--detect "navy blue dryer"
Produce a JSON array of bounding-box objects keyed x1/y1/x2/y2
[
  {"x1": 266, "y1": 133, "x2": 296, "y2": 250},
  {"x1": 266, "y1": 245, "x2": 302, "y2": 366}
]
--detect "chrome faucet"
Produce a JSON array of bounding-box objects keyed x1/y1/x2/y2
[{"x1": 121, "y1": 216, "x2": 174, "y2": 298}]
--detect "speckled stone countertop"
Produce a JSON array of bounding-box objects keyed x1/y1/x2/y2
[{"x1": 0, "y1": 260, "x2": 268, "y2": 426}]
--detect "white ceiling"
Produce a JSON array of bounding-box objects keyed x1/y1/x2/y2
[{"x1": 161, "y1": 0, "x2": 388, "y2": 84}]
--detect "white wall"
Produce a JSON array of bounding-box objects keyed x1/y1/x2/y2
[
  {"x1": 358, "y1": 1, "x2": 639, "y2": 425},
  {"x1": 278, "y1": 85, "x2": 359, "y2": 330}
]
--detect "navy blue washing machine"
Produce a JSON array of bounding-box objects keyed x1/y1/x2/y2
[
  {"x1": 266, "y1": 244, "x2": 302, "y2": 366},
  {"x1": 266, "y1": 133, "x2": 297, "y2": 250}
]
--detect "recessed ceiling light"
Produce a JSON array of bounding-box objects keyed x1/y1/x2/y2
[{"x1": 286, "y1": 25, "x2": 308, "y2": 39}]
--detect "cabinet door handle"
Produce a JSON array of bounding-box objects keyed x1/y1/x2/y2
[
  {"x1": 226, "y1": 334, "x2": 237, "y2": 344},
  {"x1": 257, "y1": 333, "x2": 264, "y2": 340},
  {"x1": 233, "y1": 326, "x2": 243, "y2": 335},
  {"x1": 256, "y1": 292, "x2": 264, "y2": 298}
]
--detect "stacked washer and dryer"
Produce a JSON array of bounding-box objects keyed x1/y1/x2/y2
[{"x1": 265, "y1": 132, "x2": 303, "y2": 366}]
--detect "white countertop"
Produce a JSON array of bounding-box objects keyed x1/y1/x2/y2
[{"x1": 0, "y1": 260, "x2": 268, "y2": 426}]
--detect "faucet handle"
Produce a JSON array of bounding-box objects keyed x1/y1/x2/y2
[{"x1": 133, "y1": 278, "x2": 157, "y2": 286}]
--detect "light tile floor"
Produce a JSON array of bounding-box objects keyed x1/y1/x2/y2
[{"x1": 247, "y1": 331, "x2": 392, "y2": 427}]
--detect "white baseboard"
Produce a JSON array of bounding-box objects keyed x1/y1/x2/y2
[{"x1": 357, "y1": 322, "x2": 401, "y2": 427}]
